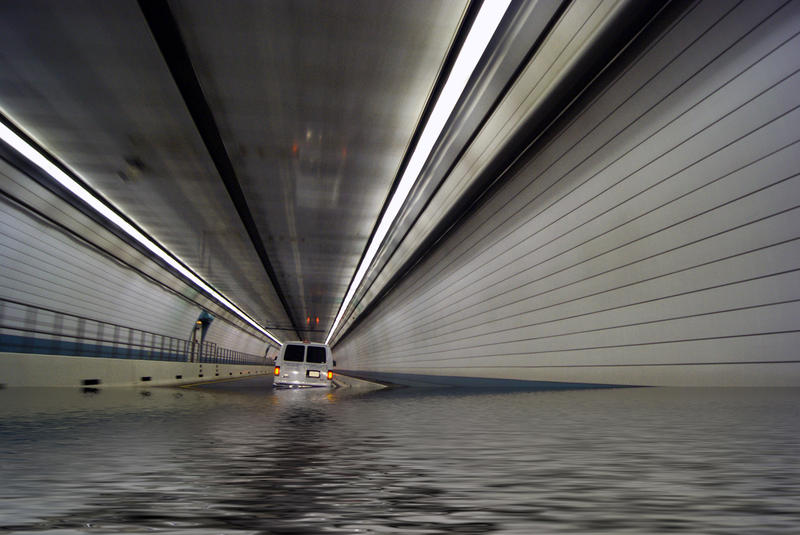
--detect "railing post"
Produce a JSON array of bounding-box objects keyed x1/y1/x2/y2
[
  {"x1": 53, "y1": 312, "x2": 63, "y2": 356},
  {"x1": 0, "y1": 301, "x2": 5, "y2": 353},
  {"x1": 75, "y1": 317, "x2": 85, "y2": 356},
  {"x1": 24, "y1": 307, "x2": 37, "y2": 353},
  {"x1": 96, "y1": 322, "x2": 104, "y2": 358},
  {"x1": 112, "y1": 325, "x2": 119, "y2": 358}
]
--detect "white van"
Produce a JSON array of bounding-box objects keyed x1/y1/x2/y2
[{"x1": 273, "y1": 342, "x2": 334, "y2": 388}]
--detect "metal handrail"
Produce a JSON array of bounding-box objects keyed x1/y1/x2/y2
[{"x1": 0, "y1": 298, "x2": 267, "y2": 366}]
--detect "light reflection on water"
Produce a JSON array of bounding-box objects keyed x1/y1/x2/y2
[{"x1": 0, "y1": 382, "x2": 798, "y2": 533}]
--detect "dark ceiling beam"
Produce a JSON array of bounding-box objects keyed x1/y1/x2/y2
[{"x1": 138, "y1": 0, "x2": 300, "y2": 339}]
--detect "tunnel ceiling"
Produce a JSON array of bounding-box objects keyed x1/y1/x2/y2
[
  {"x1": 0, "y1": 0, "x2": 656, "y2": 345},
  {"x1": 0, "y1": 0, "x2": 470, "y2": 342}
]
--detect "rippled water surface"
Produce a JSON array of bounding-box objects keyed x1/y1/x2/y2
[{"x1": 0, "y1": 379, "x2": 798, "y2": 534}]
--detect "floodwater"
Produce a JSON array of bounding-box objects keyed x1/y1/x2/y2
[{"x1": 0, "y1": 378, "x2": 798, "y2": 534}]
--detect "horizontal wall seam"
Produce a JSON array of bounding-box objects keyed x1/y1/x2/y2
[
  {"x1": 373, "y1": 136, "x2": 800, "y2": 337},
  {"x1": 388, "y1": 69, "x2": 800, "y2": 329},
  {"x1": 0, "y1": 241, "x2": 171, "y2": 305},
  {"x1": 388, "y1": 329, "x2": 800, "y2": 364},
  {"x1": 375, "y1": 298, "x2": 800, "y2": 361},
  {"x1": 363, "y1": 231, "x2": 800, "y2": 355},
  {"x1": 378, "y1": 273, "x2": 800, "y2": 355},
  {"x1": 390, "y1": 1, "x2": 790, "y2": 310},
  {"x1": 395, "y1": 229, "x2": 800, "y2": 348},
  {"x1": 0, "y1": 192, "x2": 265, "y2": 343},
  {"x1": 379, "y1": 192, "x2": 800, "y2": 344}
]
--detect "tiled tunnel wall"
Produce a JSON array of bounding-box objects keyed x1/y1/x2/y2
[
  {"x1": 0, "y1": 170, "x2": 269, "y2": 358},
  {"x1": 334, "y1": 1, "x2": 800, "y2": 386}
]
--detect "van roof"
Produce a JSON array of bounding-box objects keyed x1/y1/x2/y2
[{"x1": 282, "y1": 341, "x2": 329, "y2": 347}]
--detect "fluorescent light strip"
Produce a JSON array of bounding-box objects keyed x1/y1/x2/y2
[
  {"x1": 325, "y1": 0, "x2": 511, "y2": 345},
  {"x1": 0, "y1": 119, "x2": 282, "y2": 346}
]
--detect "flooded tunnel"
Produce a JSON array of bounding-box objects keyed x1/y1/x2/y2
[{"x1": 1, "y1": 0, "x2": 800, "y2": 532}]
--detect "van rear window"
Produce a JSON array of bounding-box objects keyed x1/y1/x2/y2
[
  {"x1": 284, "y1": 345, "x2": 305, "y2": 362},
  {"x1": 306, "y1": 346, "x2": 326, "y2": 364}
]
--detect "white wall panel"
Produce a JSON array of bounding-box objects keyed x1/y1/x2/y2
[
  {"x1": 0, "y1": 193, "x2": 267, "y2": 356},
  {"x1": 334, "y1": 0, "x2": 800, "y2": 386}
]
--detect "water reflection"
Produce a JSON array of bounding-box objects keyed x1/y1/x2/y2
[{"x1": 0, "y1": 383, "x2": 798, "y2": 533}]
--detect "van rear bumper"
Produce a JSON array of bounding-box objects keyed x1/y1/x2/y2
[{"x1": 273, "y1": 381, "x2": 330, "y2": 388}]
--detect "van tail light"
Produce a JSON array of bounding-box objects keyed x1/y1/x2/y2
[
  {"x1": 327, "y1": 370, "x2": 333, "y2": 380},
  {"x1": 274, "y1": 366, "x2": 280, "y2": 376}
]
